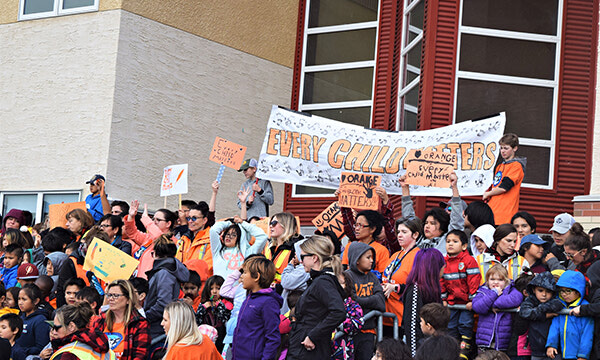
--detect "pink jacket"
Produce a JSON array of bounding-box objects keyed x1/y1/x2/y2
[{"x1": 123, "y1": 214, "x2": 165, "y2": 279}]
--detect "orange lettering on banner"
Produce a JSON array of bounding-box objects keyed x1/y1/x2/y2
[
  {"x1": 329, "y1": 140, "x2": 351, "y2": 168},
  {"x1": 209, "y1": 137, "x2": 247, "y2": 170},
  {"x1": 460, "y1": 143, "x2": 473, "y2": 171},
  {"x1": 312, "y1": 136, "x2": 326, "y2": 163},
  {"x1": 291, "y1": 132, "x2": 301, "y2": 159},
  {"x1": 345, "y1": 144, "x2": 372, "y2": 171},
  {"x1": 312, "y1": 202, "x2": 345, "y2": 239},
  {"x1": 385, "y1": 147, "x2": 406, "y2": 174},
  {"x1": 405, "y1": 150, "x2": 458, "y2": 188},
  {"x1": 300, "y1": 133, "x2": 312, "y2": 161},
  {"x1": 361, "y1": 145, "x2": 381, "y2": 173},
  {"x1": 280, "y1": 131, "x2": 293, "y2": 157},
  {"x1": 471, "y1": 142, "x2": 485, "y2": 170},
  {"x1": 446, "y1": 143, "x2": 461, "y2": 170},
  {"x1": 484, "y1": 143, "x2": 497, "y2": 170},
  {"x1": 371, "y1": 146, "x2": 390, "y2": 173},
  {"x1": 266, "y1": 128, "x2": 279, "y2": 155},
  {"x1": 338, "y1": 172, "x2": 381, "y2": 210}
]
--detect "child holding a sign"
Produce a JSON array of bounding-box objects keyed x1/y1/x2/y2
[{"x1": 399, "y1": 173, "x2": 464, "y2": 256}]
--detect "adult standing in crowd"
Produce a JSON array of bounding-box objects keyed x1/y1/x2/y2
[
  {"x1": 99, "y1": 214, "x2": 131, "y2": 256},
  {"x1": 65, "y1": 209, "x2": 94, "y2": 242},
  {"x1": 476, "y1": 224, "x2": 526, "y2": 283},
  {"x1": 546, "y1": 212, "x2": 576, "y2": 269},
  {"x1": 1, "y1": 209, "x2": 25, "y2": 235},
  {"x1": 84, "y1": 174, "x2": 110, "y2": 222},
  {"x1": 237, "y1": 158, "x2": 274, "y2": 219}
]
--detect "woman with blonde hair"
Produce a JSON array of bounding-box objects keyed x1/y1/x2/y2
[
  {"x1": 265, "y1": 212, "x2": 303, "y2": 283},
  {"x1": 161, "y1": 301, "x2": 222, "y2": 360},
  {"x1": 287, "y1": 235, "x2": 346, "y2": 359},
  {"x1": 91, "y1": 280, "x2": 149, "y2": 360}
]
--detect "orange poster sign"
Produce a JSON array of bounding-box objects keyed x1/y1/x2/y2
[
  {"x1": 48, "y1": 201, "x2": 86, "y2": 229},
  {"x1": 338, "y1": 172, "x2": 381, "y2": 211},
  {"x1": 312, "y1": 202, "x2": 344, "y2": 239},
  {"x1": 405, "y1": 150, "x2": 458, "y2": 188},
  {"x1": 209, "y1": 137, "x2": 247, "y2": 170}
]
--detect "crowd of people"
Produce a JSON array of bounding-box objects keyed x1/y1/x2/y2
[{"x1": 0, "y1": 135, "x2": 598, "y2": 360}]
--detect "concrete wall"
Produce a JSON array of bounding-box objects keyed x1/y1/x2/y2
[
  {"x1": 0, "y1": 10, "x2": 120, "y2": 192},
  {"x1": 106, "y1": 10, "x2": 292, "y2": 218}
]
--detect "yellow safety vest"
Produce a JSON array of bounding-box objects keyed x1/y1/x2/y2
[
  {"x1": 264, "y1": 245, "x2": 291, "y2": 282},
  {"x1": 476, "y1": 253, "x2": 526, "y2": 285},
  {"x1": 50, "y1": 341, "x2": 116, "y2": 360}
]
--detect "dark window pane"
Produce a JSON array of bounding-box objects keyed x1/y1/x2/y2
[
  {"x1": 303, "y1": 68, "x2": 374, "y2": 103},
  {"x1": 408, "y1": 1, "x2": 424, "y2": 29},
  {"x1": 404, "y1": 85, "x2": 419, "y2": 108},
  {"x1": 308, "y1": 107, "x2": 371, "y2": 127},
  {"x1": 295, "y1": 185, "x2": 336, "y2": 195},
  {"x1": 518, "y1": 145, "x2": 550, "y2": 186},
  {"x1": 309, "y1": 0, "x2": 378, "y2": 27},
  {"x1": 462, "y1": 0, "x2": 558, "y2": 35},
  {"x1": 402, "y1": 110, "x2": 418, "y2": 131},
  {"x1": 406, "y1": 40, "x2": 422, "y2": 68},
  {"x1": 3, "y1": 194, "x2": 37, "y2": 222},
  {"x1": 406, "y1": 70, "x2": 418, "y2": 84},
  {"x1": 306, "y1": 29, "x2": 377, "y2": 66},
  {"x1": 460, "y1": 34, "x2": 555, "y2": 80},
  {"x1": 456, "y1": 79, "x2": 553, "y2": 140},
  {"x1": 23, "y1": 0, "x2": 54, "y2": 14},
  {"x1": 62, "y1": 0, "x2": 94, "y2": 9}
]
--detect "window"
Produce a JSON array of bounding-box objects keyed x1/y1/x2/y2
[
  {"x1": 1, "y1": 191, "x2": 81, "y2": 225},
  {"x1": 295, "y1": 0, "x2": 380, "y2": 196},
  {"x1": 396, "y1": 0, "x2": 424, "y2": 131},
  {"x1": 453, "y1": 0, "x2": 562, "y2": 188},
  {"x1": 19, "y1": 0, "x2": 98, "y2": 21}
]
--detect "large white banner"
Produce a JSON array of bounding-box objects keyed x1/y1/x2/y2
[{"x1": 258, "y1": 106, "x2": 506, "y2": 196}]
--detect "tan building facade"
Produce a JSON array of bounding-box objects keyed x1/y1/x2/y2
[{"x1": 0, "y1": 0, "x2": 298, "y2": 221}]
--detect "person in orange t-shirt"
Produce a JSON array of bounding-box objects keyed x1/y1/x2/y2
[
  {"x1": 162, "y1": 301, "x2": 223, "y2": 360},
  {"x1": 483, "y1": 133, "x2": 526, "y2": 225}
]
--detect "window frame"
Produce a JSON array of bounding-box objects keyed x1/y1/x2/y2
[
  {"x1": 452, "y1": 0, "x2": 564, "y2": 190},
  {"x1": 293, "y1": 0, "x2": 381, "y2": 198},
  {"x1": 19, "y1": 0, "x2": 99, "y2": 21},
  {"x1": 0, "y1": 190, "x2": 82, "y2": 223}
]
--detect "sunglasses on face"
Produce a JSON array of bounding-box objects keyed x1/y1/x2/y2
[
  {"x1": 563, "y1": 249, "x2": 583, "y2": 259},
  {"x1": 269, "y1": 220, "x2": 279, "y2": 227},
  {"x1": 186, "y1": 216, "x2": 203, "y2": 222},
  {"x1": 50, "y1": 324, "x2": 63, "y2": 331},
  {"x1": 300, "y1": 253, "x2": 314, "y2": 261}
]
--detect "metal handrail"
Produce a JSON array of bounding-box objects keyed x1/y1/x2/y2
[
  {"x1": 334, "y1": 310, "x2": 399, "y2": 341},
  {"x1": 447, "y1": 304, "x2": 572, "y2": 315}
]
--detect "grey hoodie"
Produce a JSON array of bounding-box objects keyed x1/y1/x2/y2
[
  {"x1": 345, "y1": 242, "x2": 386, "y2": 330},
  {"x1": 44, "y1": 251, "x2": 70, "y2": 292}
]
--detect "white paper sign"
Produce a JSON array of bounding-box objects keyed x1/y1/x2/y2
[
  {"x1": 257, "y1": 106, "x2": 506, "y2": 196},
  {"x1": 161, "y1": 164, "x2": 189, "y2": 196}
]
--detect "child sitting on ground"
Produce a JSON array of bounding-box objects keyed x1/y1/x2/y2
[
  {"x1": 472, "y1": 265, "x2": 523, "y2": 353},
  {"x1": 0, "y1": 313, "x2": 25, "y2": 360},
  {"x1": 231, "y1": 256, "x2": 282, "y2": 360},
  {"x1": 441, "y1": 229, "x2": 481, "y2": 359},
  {"x1": 518, "y1": 272, "x2": 562, "y2": 360},
  {"x1": 546, "y1": 270, "x2": 594, "y2": 360}
]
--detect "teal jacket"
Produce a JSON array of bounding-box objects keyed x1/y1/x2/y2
[{"x1": 546, "y1": 270, "x2": 595, "y2": 359}]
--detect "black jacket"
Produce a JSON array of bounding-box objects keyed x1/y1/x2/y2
[
  {"x1": 287, "y1": 268, "x2": 346, "y2": 360},
  {"x1": 579, "y1": 261, "x2": 600, "y2": 360},
  {"x1": 518, "y1": 272, "x2": 563, "y2": 357}
]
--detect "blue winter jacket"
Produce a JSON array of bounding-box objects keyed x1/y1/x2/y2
[
  {"x1": 472, "y1": 282, "x2": 523, "y2": 350},
  {"x1": 0, "y1": 265, "x2": 18, "y2": 288},
  {"x1": 15, "y1": 309, "x2": 50, "y2": 355},
  {"x1": 232, "y1": 288, "x2": 283, "y2": 360},
  {"x1": 546, "y1": 270, "x2": 595, "y2": 360}
]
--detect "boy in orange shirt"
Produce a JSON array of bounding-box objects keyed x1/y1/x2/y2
[{"x1": 483, "y1": 133, "x2": 526, "y2": 225}]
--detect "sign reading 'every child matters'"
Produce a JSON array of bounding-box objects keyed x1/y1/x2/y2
[
  {"x1": 257, "y1": 106, "x2": 506, "y2": 196},
  {"x1": 405, "y1": 150, "x2": 458, "y2": 188},
  {"x1": 338, "y1": 172, "x2": 381, "y2": 210}
]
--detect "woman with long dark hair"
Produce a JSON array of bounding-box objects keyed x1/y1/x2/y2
[
  {"x1": 475, "y1": 224, "x2": 526, "y2": 283},
  {"x1": 402, "y1": 248, "x2": 446, "y2": 357}
]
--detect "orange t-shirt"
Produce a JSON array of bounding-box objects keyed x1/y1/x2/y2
[
  {"x1": 165, "y1": 336, "x2": 223, "y2": 360},
  {"x1": 104, "y1": 322, "x2": 125, "y2": 359},
  {"x1": 342, "y1": 240, "x2": 390, "y2": 273},
  {"x1": 381, "y1": 247, "x2": 419, "y2": 326},
  {"x1": 488, "y1": 160, "x2": 524, "y2": 225}
]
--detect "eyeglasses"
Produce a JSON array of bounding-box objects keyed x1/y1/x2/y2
[
  {"x1": 300, "y1": 253, "x2": 314, "y2": 261},
  {"x1": 106, "y1": 293, "x2": 125, "y2": 300},
  {"x1": 50, "y1": 323, "x2": 63, "y2": 331},
  {"x1": 224, "y1": 233, "x2": 237, "y2": 239},
  {"x1": 153, "y1": 217, "x2": 167, "y2": 223},
  {"x1": 269, "y1": 220, "x2": 279, "y2": 227},
  {"x1": 354, "y1": 223, "x2": 369, "y2": 229},
  {"x1": 186, "y1": 216, "x2": 203, "y2": 222},
  {"x1": 563, "y1": 249, "x2": 583, "y2": 259},
  {"x1": 99, "y1": 224, "x2": 112, "y2": 229},
  {"x1": 559, "y1": 288, "x2": 575, "y2": 294}
]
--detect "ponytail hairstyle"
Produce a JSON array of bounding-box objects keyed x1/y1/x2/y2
[
  {"x1": 153, "y1": 233, "x2": 177, "y2": 258},
  {"x1": 55, "y1": 302, "x2": 95, "y2": 331},
  {"x1": 565, "y1": 222, "x2": 592, "y2": 253},
  {"x1": 299, "y1": 235, "x2": 342, "y2": 277},
  {"x1": 405, "y1": 248, "x2": 445, "y2": 304},
  {"x1": 155, "y1": 209, "x2": 177, "y2": 230},
  {"x1": 163, "y1": 301, "x2": 203, "y2": 360}
]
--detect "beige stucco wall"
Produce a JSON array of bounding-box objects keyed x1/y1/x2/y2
[
  {"x1": 1, "y1": 0, "x2": 298, "y2": 67},
  {"x1": 0, "y1": 10, "x2": 120, "y2": 192},
  {"x1": 105, "y1": 10, "x2": 291, "y2": 218}
]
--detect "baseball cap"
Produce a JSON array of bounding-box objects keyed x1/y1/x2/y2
[
  {"x1": 86, "y1": 174, "x2": 105, "y2": 184},
  {"x1": 17, "y1": 263, "x2": 39, "y2": 280},
  {"x1": 238, "y1": 158, "x2": 258, "y2": 172},
  {"x1": 520, "y1": 234, "x2": 546, "y2": 246},
  {"x1": 549, "y1": 213, "x2": 575, "y2": 234}
]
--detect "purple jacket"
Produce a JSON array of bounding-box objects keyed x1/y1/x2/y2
[
  {"x1": 472, "y1": 282, "x2": 523, "y2": 350},
  {"x1": 232, "y1": 288, "x2": 283, "y2": 360}
]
